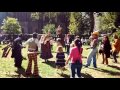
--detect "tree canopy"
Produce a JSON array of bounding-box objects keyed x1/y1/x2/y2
[
  {"x1": 30, "y1": 12, "x2": 120, "y2": 36},
  {"x1": 1, "y1": 17, "x2": 22, "y2": 34}
]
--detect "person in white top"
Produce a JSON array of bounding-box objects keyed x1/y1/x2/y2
[{"x1": 23, "y1": 32, "x2": 40, "y2": 77}]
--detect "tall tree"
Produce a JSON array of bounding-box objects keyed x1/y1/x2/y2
[
  {"x1": 68, "y1": 12, "x2": 82, "y2": 35},
  {"x1": 1, "y1": 17, "x2": 21, "y2": 34}
]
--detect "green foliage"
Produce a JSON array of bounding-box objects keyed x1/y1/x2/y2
[
  {"x1": 31, "y1": 12, "x2": 41, "y2": 21},
  {"x1": 99, "y1": 12, "x2": 117, "y2": 32},
  {"x1": 31, "y1": 12, "x2": 61, "y2": 22},
  {"x1": 116, "y1": 30, "x2": 120, "y2": 38},
  {"x1": 1, "y1": 17, "x2": 21, "y2": 34},
  {"x1": 30, "y1": 12, "x2": 119, "y2": 35},
  {"x1": 42, "y1": 24, "x2": 56, "y2": 34},
  {"x1": 68, "y1": 12, "x2": 82, "y2": 35}
]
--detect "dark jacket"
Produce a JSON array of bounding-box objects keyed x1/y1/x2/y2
[{"x1": 11, "y1": 37, "x2": 22, "y2": 58}]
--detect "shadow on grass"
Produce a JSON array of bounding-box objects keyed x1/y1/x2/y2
[
  {"x1": 58, "y1": 73, "x2": 94, "y2": 78},
  {"x1": 81, "y1": 73, "x2": 94, "y2": 78},
  {"x1": 97, "y1": 68, "x2": 120, "y2": 76},
  {"x1": 16, "y1": 67, "x2": 42, "y2": 78},
  {"x1": 6, "y1": 67, "x2": 42, "y2": 78},
  {"x1": 58, "y1": 73, "x2": 70, "y2": 78},
  {"x1": 107, "y1": 65, "x2": 120, "y2": 71},
  {"x1": 15, "y1": 67, "x2": 27, "y2": 77},
  {"x1": 5, "y1": 67, "x2": 28, "y2": 78},
  {"x1": 84, "y1": 66, "x2": 120, "y2": 76},
  {"x1": 43, "y1": 61, "x2": 56, "y2": 68}
]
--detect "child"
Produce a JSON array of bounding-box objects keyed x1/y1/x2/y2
[
  {"x1": 66, "y1": 39, "x2": 83, "y2": 78},
  {"x1": 56, "y1": 38, "x2": 66, "y2": 74}
]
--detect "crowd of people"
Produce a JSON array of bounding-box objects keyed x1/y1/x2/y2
[{"x1": 1, "y1": 30, "x2": 120, "y2": 78}]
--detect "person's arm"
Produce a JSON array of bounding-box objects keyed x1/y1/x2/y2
[
  {"x1": 65, "y1": 48, "x2": 73, "y2": 65},
  {"x1": 35, "y1": 39, "x2": 41, "y2": 49},
  {"x1": 66, "y1": 57, "x2": 70, "y2": 65},
  {"x1": 23, "y1": 38, "x2": 30, "y2": 46},
  {"x1": 86, "y1": 39, "x2": 96, "y2": 50}
]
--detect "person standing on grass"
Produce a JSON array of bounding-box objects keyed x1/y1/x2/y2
[
  {"x1": 65, "y1": 34, "x2": 72, "y2": 55},
  {"x1": 40, "y1": 32, "x2": 53, "y2": 62},
  {"x1": 111, "y1": 34, "x2": 120, "y2": 63},
  {"x1": 101, "y1": 35, "x2": 111, "y2": 65},
  {"x1": 11, "y1": 34, "x2": 24, "y2": 69},
  {"x1": 66, "y1": 39, "x2": 83, "y2": 78},
  {"x1": 56, "y1": 38, "x2": 66, "y2": 74},
  {"x1": 85, "y1": 31, "x2": 99, "y2": 68},
  {"x1": 23, "y1": 32, "x2": 40, "y2": 77}
]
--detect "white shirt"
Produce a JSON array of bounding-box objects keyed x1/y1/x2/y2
[{"x1": 23, "y1": 38, "x2": 40, "y2": 50}]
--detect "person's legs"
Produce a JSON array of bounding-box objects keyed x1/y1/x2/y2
[
  {"x1": 104, "y1": 55, "x2": 108, "y2": 65},
  {"x1": 76, "y1": 63, "x2": 82, "y2": 78},
  {"x1": 33, "y1": 54, "x2": 39, "y2": 76},
  {"x1": 113, "y1": 51, "x2": 117, "y2": 63},
  {"x1": 17, "y1": 56, "x2": 23, "y2": 68},
  {"x1": 86, "y1": 49, "x2": 94, "y2": 67},
  {"x1": 70, "y1": 63, "x2": 76, "y2": 78},
  {"x1": 93, "y1": 53, "x2": 97, "y2": 68},
  {"x1": 26, "y1": 54, "x2": 32, "y2": 75},
  {"x1": 14, "y1": 57, "x2": 17, "y2": 67},
  {"x1": 66, "y1": 45, "x2": 70, "y2": 55},
  {"x1": 102, "y1": 53, "x2": 105, "y2": 64}
]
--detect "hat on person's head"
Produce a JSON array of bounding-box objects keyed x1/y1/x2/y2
[{"x1": 92, "y1": 31, "x2": 99, "y2": 36}]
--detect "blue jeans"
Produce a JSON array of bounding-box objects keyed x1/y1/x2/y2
[
  {"x1": 70, "y1": 63, "x2": 82, "y2": 78},
  {"x1": 86, "y1": 48, "x2": 97, "y2": 67}
]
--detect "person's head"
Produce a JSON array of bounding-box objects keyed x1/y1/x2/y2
[
  {"x1": 89, "y1": 35, "x2": 94, "y2": 41},
  {"x1": 92, "y1": 31, "x2": 99, "y2": 39},
  {"x1": 67, "y1": 34, "x2": 70, "y2": 38},
  {"x1": 57, "y1": 46, "x2": 63, "y2": 53},
  {"x1": 33, "y1": 32, "x2": 38, "y2": 39},
  {"x1": 103, "y1": 35, "x2": 108, "y2": 41},
  {"x1": 103, "y1": 35, "x2": 110, "y2": 43},
  {"x1": 18, "y1": 34, "x2": 23, "y2": 38},
  {"x1": 56, "y1": 38, "x2": 61, "y2": 46},
  {"x1": 113, "y1": 34, "x2": 118, "y2": 39},
  {"x1": 75, "y1": 35, "x2": 80, "y2": 39},
  {"x1": 74, "y1": 39, "x2": 82, "y2": 53}
]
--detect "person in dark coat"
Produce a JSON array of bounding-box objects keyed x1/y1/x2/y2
[
  {"x1": 102, "y1": 35, "x2": 111, "y2": 65},
  {"x1": 11, "y1": 34, "x2": 24, "y2": 68}
]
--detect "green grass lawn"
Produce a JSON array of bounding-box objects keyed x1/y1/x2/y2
[{"x1": 0, "y1": 44, "x2": 120, "y2": 78}]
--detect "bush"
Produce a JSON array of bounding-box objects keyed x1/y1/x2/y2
[{"x1": 42, "y1": 24, "x2": 56, "y2": 34}]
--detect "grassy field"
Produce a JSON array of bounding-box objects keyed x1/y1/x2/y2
[{"x1": 0, "y1": 44, "x2": 120, "y2": 78}]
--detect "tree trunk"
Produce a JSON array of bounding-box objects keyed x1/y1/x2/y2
[{"x1": 89, "y1": 12, "x2": 94, "y2": 36}]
